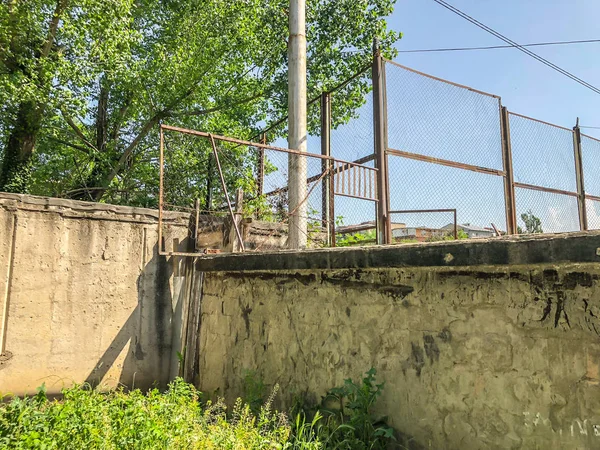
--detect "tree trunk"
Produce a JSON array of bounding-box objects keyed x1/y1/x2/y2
[{"x1": 0, "y1": 101, "x2": 44, "y2": 192}]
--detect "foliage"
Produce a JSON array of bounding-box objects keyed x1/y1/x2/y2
[
  {"x1": 314, "y1": 368, "x2": 395, "y2": 449},
  {"x1": 1, "y1": 0, "x2": 401, "y2": 206},
  {"x1": 0, "y1": 370, "x2": 394, "y2": 449},
  {"x1": 336, "y1": 229, "x2": 377, "y2": 247},
  {"x1": 518, "y1": 210, "x2": 543, "y2": 234},
  {"x1": 0, "y1": 379, "x2": 290, "y2": 449}
]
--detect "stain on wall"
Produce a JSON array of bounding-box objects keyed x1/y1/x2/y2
[{"x1": 198, "y1": 264, "x2": 600, "y2": 449}]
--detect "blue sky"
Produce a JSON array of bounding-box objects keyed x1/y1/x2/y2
[
  {"x1": 268, "y1": 0, "x2": 600, "y2": 234},
  {"x1": 388, "y1": 0, "x2": 600, "y2": 136}
]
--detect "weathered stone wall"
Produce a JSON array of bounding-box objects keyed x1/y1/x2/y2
[
  {"x1": 197, "y1": 235, "x2": 600, "y2": 449},
  {"x1": 0, "y1": 193, "x2": 198, "y2": 396}
]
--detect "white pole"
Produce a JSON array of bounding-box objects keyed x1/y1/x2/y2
[{"x1": 288, "y1": 0, "x2": 308, "y2": 249}]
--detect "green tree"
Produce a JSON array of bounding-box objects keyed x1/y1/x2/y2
[
  {"x1": 518, "y1": 210, "x2": 543, "y2": 234},
  {"x1": 1, "y1": 1, "x2": 401, "y2": 206}
]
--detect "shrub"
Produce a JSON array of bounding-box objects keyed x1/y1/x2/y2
[{"x1": 0, "y1": 369, "x2": 394, "y2": 449}]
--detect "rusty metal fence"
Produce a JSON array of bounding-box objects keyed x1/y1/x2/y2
[
  {"x1": 158, "y1": 125, "x2": 377, "y2": 256},
  {"x1": 157, "y1": 50, "x2": 600, "y2": 255},
  {"x1": 377, "y1": 53, "x2": 598, "y2": 243}
]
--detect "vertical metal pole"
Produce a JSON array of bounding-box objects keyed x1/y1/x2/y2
[
  {"x1": 573, "y1": 119, "x2": 588, "y2": 230},
  {"x1": 257, "y1": 133, "x2": 266, "y2": 196},
  {"x1": 329, "y1": 159, "x2": 336, "y2": 247},
  {"x1": 453, "y1": 209, "x2": 458, "y2": 239},
  {"x1": 288, "y1": 0, "x2": 308, "y2": 249},
  {"x1": 372, "y1": 40, "x2": 391, "y2": 245},
  {"x1": 232, "y1": 188, "x2": 244, "y2": 252},
  {"x1": 321, "y1": 92, "x2": 331, "y2": 236},
  {"x1": 500, "y1": 106, "x2": 517, "y2": 234},
  {"x1": 194, "y1": 198, "x2": 200, "y2": 251},
  {"x1": 158, "y1": 125, "x2": 164, "y2": 253}
]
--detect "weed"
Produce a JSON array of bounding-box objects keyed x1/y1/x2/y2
[{"x1": 0, "y1": 369, "x2": 395, "y2": 449}]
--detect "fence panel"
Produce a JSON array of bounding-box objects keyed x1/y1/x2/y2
[
  {"x1": 384, "y1": 60, "x2": 504, "y2": 170},
  {"x1": 509, "y1": 113, "x2": 577, "y2": 192},
  {"x1": 383, "y1": 59, "x2": 507, "y2": 235},
  {"x1": 508, "y1": 113, "x2": 580, "y2": 232}
]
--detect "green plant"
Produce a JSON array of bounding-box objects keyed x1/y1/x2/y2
[
  {"x1": 242, "y1": 369, "x2": 267, "y2": 414},
  {"x1": 518, "y1": 210, "x2": 543, "y2": 234},
  {"x1": 289, "y1": 368, "x2": 395, "y2": 449},
  {"x1": 0, "y1": 372, "x2": 396, "y2": 449},
  {"x1": 336, "y1": 229, "x2": 377, "y2": 247}
]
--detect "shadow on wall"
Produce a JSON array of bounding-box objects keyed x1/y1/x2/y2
[{"x1": 83, "y1": 242, "x2": 181, "y2": 391}]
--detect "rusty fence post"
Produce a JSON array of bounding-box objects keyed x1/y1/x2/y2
[
  {"x1": 372, "y1": 41, "x2": 391, "y2": 245},
  {"x1": 257, "y1": 133, "x2": 266, "y2": 196},
  {"x1": 573, "y1": 119, "x2": 588, "y2": 231},
  {"x1": 321, "y1": 91, "x2": 332, "y2": 245},
  {"x1": 500, "y1": 106, "x2": 518, "y2": 235}
]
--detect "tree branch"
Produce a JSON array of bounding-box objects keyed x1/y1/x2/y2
[
  {"x1": 61, "y1": 110, "x2": 98, "y2": 153},
  {"x1": 171, "y1": 91, "x2": 265, "y2": 117},
  {"x1": 47, "y1": 136, "x2": 92, "y2": 154}
]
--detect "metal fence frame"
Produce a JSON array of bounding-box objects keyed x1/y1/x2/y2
[
  {"x1": 158, "y1": 125, "x2": 378, "y2": 257},
  {"x1": 158, "y1": 50, "x2": 599, "y2": 256},
  {"x1": 377, "y1": 54, "x2": 594, "y2": 241}
]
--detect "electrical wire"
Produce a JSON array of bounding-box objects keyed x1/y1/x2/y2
[
  {"x1": 431, "y1": 0, "x2": 600, "y2": 95},
  {"x1": 398, "y1": 39, "x2": 600, "y2": 53}
]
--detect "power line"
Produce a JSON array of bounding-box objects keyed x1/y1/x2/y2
[
  {"x1": 398, "y1": 39, "x2": 600, "y2": 53},
  {"x1": 431, "y1": 0, "x2": 600, "y2": 95}
]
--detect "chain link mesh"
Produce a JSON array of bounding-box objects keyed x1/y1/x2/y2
[
  {"x1": 383, "y1": 60, "x2": 507, "y2": 235},
  {"x1": 159, "y1": 58, "x2": 598, "y2": 254},
  {"x1": 514, "y1": 188, "x2": 580, "y2": 233},
  {"x1": 581, "y1": 134, "x2": 600, "y2": 198},
  {"x1": 586, "y1": 199, "x2": 600, "y2": 230},
  {"x1": 509, "y1": 114, "x2": 577, "y2": 192},
  {"x1": 384, "y1": 61, "x2": 503, "y2": 170},
  {"x1": 388, "y1": 210, "x2": 462, "y2": 243}
]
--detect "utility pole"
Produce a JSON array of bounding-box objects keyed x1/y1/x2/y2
[{"x1": 288, "y1": 0, "x2": 308, "y2": 249}]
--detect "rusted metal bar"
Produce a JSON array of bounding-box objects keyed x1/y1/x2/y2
[
  {"x1": 500, "y1": 107, "x2": 518, "y2": 235},
  {"x1": 454, "y1": 209, "x2": 458, "y2": 239},
  {"x1": 336, "y1": 192, "x2": 380, "y2": 202},
  {"x1": 373, "y1": 43, "x2": 391, "y2": 245},
  {"x1": 385, "y1": 148, "x2": 505, "y2": 176},
  {"x1": 341, "y1": 159, "x2": 346, "y2": 194},
  {"x1": 388, "y1": 208, "x2": 458, "y2": 214},
  {"x1": 161, "y1": 124, "x2": 374, "y2": 168},
  {"x1": 383, "y1": 58, "x2": 501, "y2": 100},
  {"x1": 573, "y1": 121, "x2": 588, "y2": 230},
  {"x1": 159, "y1": 125, "x2": 165, "y2": 253},
  {"x1": 329, "y1": 159, "x2": 336, "y2": 247},
  {"x1": 232, "y1": 188, "x2": 244, "y2": 253},
  {"x1": 208, "y1": 134, "x2": 245, "y2": 252},
  {"x1": 581, "y1": 132, "x2": 600, "y2": 143},
  {"x1": 513, "y1": 182, "x2": 579, "y2": 198},
  {"x1": 194, "y1": 198, "x2": 200, "y2": 251},
  {"x1": 321, "y1": 92, "x2": 331, "y2": 230},
  {"x1": 257, "y1": 133, "x2": 266, "y2": 196},
  {"x1": 508, "y1": 111, "x2": 573, "y2": 132},
  {"x1": 586, "y1": 193, "x2": 600, "y2": 202}
]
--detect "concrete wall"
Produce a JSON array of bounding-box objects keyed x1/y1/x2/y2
[
  {"x1": 196, "y1": 234, "x2": 600, "y2": 450},
  {"x1": 0, "y1": 193, "x2": 198, "y2": 395}
]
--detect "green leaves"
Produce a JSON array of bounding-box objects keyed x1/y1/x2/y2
[{"x1": 2, "y1": 0, "x2": 401, "y2": 205}]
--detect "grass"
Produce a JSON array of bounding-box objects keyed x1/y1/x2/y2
[{"x1": 0, "y1": 369, "x2": 396, "y2": 449}]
